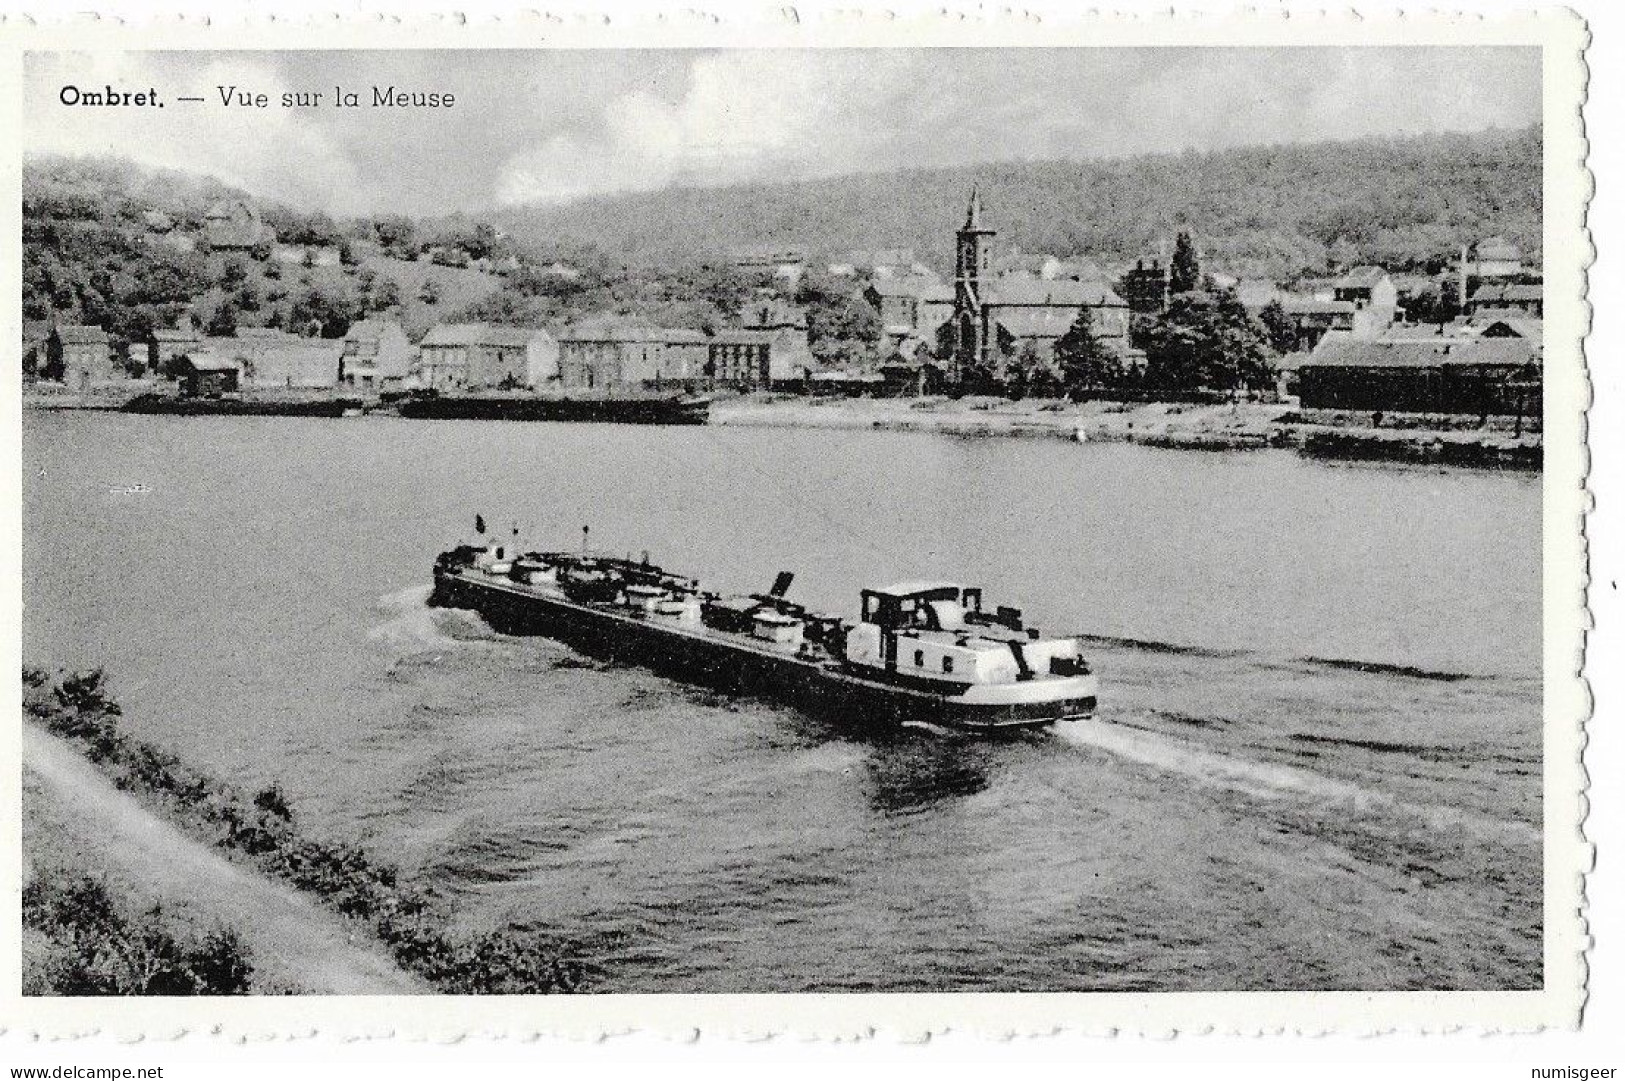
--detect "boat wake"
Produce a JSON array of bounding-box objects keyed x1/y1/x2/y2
[
  {"x1": 1055, "y1": 718, "x2": 1376, "y2": 805},
  {"x1": 1054, "y1": 718, "x2": 1540, "y2": 846},
  {"x1": 1295, "y1": 656, "x2": 1484, "y2": 682},
  {"x1": 368, "y1": 585, "x2": 488, "y2": 653}
]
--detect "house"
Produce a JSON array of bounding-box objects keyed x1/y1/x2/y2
[
  {"x1": 556, "y1": 326, "x2": 694, "y2": 389},
  {"x1": 864, "y1": 275, "x2": 956, "y2": 338},
  {"x1": 742, "y1": 298, "x2": 808, "y2": 334},
  {"x1": 1467, "y1": 282, "x2": 1543, "y2": 317},
  {"x1": 1295, "y1": 276, "x2": 1342, "y2": 302},
  {"x1": 1297, "y1": 333, "x2": 1540, "y2": 415},
  {"x1": 149, "y1": 325, "x2": 202, "y2": 371},
  {"x1": 209, "y1": 328, "x2": 342, "y2": 388},
  {"x1": 729, "y1": 245, "x2": 807, "y2": 285},
  {"x1": 1278, "y1": 298, "x2": 1356, "y2": 351},
  {"x1": 272, "y1": 245, "x2": 342, "y2": 268},
  {"x1": 339, "y1": 319, "x2": 414, "y2": 392},
  {"x1": 204, "y1": 199, "x2": 271, "y2": 252},
  {"x1": 1446, "y1": 310, "x2": 1543, "y2": 347},
  {"x1": 706, "y1": 330, "x2": 777, "y2": 388},
  {"x1": 418, "y1": 323, "x2": 558, "y2": 389},
  {"x1": 828, "y1": 249, "x2": 933, "y2": 280},
  {"x1": 1330, "y1": 266, "x2": 1398, "y2": 337},
  {"x1": 992, "y1": 249, "x2": 1107, "y2": 284},
  {"x1": 1469, "y1": 236, "x2": 1524, "y2": 278},
  {"x1": 176, "y1": 353, "x2": 241, "y2": 398},
  {"x1": 1473, "y1": 316, "x2": 1544, "y2": 344},
  {"x1": 54, "y1": 325, "x2": 116, "y2": 386},
  {"x1": 763, "y1": 329, "x2": 817, "y2": 384}
]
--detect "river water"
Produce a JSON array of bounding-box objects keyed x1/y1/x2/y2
[{"x1": 21, "y1": 413, "x2": 1543, "y2": 991}]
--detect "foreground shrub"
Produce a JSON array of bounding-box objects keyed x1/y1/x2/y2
[{"x1": 23, "y1": 873, "x2": 253, "y2": 996}]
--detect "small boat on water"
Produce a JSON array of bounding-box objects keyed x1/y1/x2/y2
[{"x1": 430, "y1": 526, "x2": 1098, "y2": 732}]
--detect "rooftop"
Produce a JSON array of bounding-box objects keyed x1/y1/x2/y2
[
  {"x1": 1281, "y1": 298, "x2": 1356, "y2": 315},
  {"x1": 988, "y1": 279, "x2": 1124, "y2": 307},
  {"x1": 57, "y1": 325, "x2": 109, "y2": 344},
  {"x1": 344, "y1": 319, "x2": 405, "y2": 343},
  {"x1": 1304, "y1": 333, "x2": 1538, "y2": 370},
  {"x1": 421, "y1": 322, "x2": 550, "y2": 348},
  {"x1": 872, "y1": 580, "x2": 963, "y2": 599},
  {"x1": 1474, "y1": 236, "x2": 1522, "y2": 261},
  {"x1": 867, "y1": 275, "x2": 954, "y2": 302},
  {"x1": 708, "y1": 329, "x2": 777, "y2": 345},
  {"x1": 182, "y1": 352, "x2": 240, "y2": 372},
  {"x1": 1472, "y1": 283, "x2": 1543, "y2": 303},
  {"x1": 1336, "y1": 265, "x2": 1391, "y2": 289}
]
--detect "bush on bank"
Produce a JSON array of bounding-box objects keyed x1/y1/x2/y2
[
  {"x1": 23, "y1": 871, "x2": 254, "y2": 996},
  {"x1": 24, "y1": 666, "x2": 588, "y2": 994}
]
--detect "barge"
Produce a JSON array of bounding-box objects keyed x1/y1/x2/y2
[
  {"x1": 397, "y1": 392, "x2": 711, "y2": 425},
  {"x1": 430, "y1": 528, "x2": 1098, "y2": 732},
  {"x1": 123, "y1": 392, "x2": 363, "y2": 418}
]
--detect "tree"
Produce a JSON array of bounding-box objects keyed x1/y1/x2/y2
[
  {"x1": 798, "y1": 272, "x2": 881, "y2": 367},
  {"x1": 1170, "y1": 230, "x2": 1201, "y2": 294},
  {"x1": 1257, "y1": 299, "x2": 1298, "y2": 355},
  {"x1": 205, "y1": 300, "x2": 239, "y2": 338},
  {"x1": 1139, "y1": 287, "x2": 1276, "y2": 393},
  {"x1": 1406, "y1": 285, "x2": 1461, "y2": 326},
  {"x1": 287, "y1": 283, "x2": 360, "y2": 339},
  {"x1": 1054, "y1": 306, "x2": 1123, "y2": 398},
  {"x1": 365, "y1": 276, "x2": 402, "y2": 313},
  {"x1": 371, "y1": 215, "x2": 418, "y2": 260}
]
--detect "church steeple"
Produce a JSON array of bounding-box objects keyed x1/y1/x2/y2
[
  {"x1": 951, "y1": 186, "x2": 997, "y2": 385},
  {"x1": 965, "y1": 185, "x2": 983, "y2": 230}
]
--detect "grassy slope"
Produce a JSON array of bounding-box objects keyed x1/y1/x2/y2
[
  {"x1": 22, "y1": 726, "x2": 426, "y2": 995},
  {"x1": 360, "y1": 255, "x2": 504, "y2": 337}
]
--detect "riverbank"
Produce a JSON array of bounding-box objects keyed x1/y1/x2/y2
[
  {"x1": 23, "y1": 728, "x2": 424, "y2": 995},
  {"x1": 22, "y1": 383, "x2": 1542, "y2": 469},
  {"x1": 713, "y1": 394, "x2": 1542, "y2": 469}
]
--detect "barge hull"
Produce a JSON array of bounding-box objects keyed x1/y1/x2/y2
[
  {"x1": 123, "y1": 393, "x2": 361, "y2": 417},
  {"x1": 398, "y1": 395, "x2": 709, "y2": 425},
  {"x1": 432, "y1": 570, "x2": 1093, "y2": 732}
]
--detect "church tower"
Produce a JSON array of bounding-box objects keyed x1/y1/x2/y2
[{"x1": 951, "y1": 186, "x2": 996, "y2": 383}]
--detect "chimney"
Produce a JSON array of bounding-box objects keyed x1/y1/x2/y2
[{"x1": 1458, "y1": 243, "x2": 1469, "y2": 312}]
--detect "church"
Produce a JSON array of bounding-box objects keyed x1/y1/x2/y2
[{"x1": 865, "y1": 189, "x2": 1132, "y2": 385}]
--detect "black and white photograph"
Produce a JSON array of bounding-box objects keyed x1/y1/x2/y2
[{"x1": 5, "y1": 17, "x2": 1592, "y2": 1041}]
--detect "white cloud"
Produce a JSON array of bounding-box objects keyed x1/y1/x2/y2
[
  {"x1": 28, "y1": 52, "x2": 364, "y2": 209},
  {"x1": 495, "y1": 50, "x2": 917, "y2": 204}
]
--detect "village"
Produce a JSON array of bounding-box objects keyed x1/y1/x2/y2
[{"x1": 22, "y1": 183, "x2": 1543, "y2": 461}]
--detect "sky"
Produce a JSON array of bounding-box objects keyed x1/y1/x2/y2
[{"x1": 25, "y1": 48, "x2": 1542, "y2": 216}]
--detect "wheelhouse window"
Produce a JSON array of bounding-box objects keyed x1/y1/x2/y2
[
  {"x1": 914, "y1": 649, "x2": 925, "y2": 667},
  {"x1": 942, "y1": 656, "x2": 955, "y2": 674}
]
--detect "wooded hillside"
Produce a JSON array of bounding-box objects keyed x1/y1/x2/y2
[{"x1": 493, "y1": 126, "x2": 1542, "y2": 277}]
